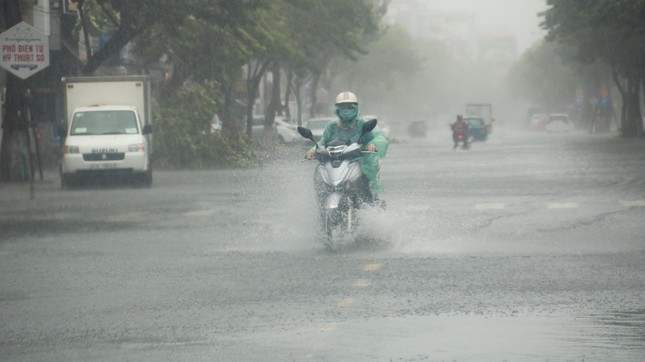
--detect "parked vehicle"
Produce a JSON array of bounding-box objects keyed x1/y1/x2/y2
[
  {"x1": 274, "y1": 116, "x2": 300, "y2": 144},
  {"x1": 60, "y1": 76, "x2": 153, "y2": 188},
  {"x1": 297, "y1": 119, "x2": 379, "y2": 251},
  {"x1": 529, "y1": 113, "x2": 548, "y2": 130},
  {"x1": 545, "y1": 113, "x2": 574, "y2": 133}
]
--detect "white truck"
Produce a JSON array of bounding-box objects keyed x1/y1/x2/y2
[{"x1": 60, "y1": 76, "x2": 153, "y2": 188}]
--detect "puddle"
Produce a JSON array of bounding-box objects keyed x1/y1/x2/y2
[{"x1": 233, "y1": 312, "x2": 645, "y2": 361}]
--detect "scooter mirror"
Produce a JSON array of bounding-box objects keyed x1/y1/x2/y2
[
  {"x1": 362, "y1": 119, "x2": 377, "y2": 134},
  {"x1": 297, "y1": 126, "x2": 314, "y2": 140}
]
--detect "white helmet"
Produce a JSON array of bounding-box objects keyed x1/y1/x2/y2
[{"x1": 335, "y1": 91, "x2": 358, "y2": 105}]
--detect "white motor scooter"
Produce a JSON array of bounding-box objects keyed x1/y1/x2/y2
[{"x1": 298, "y1": 119, "x2": 378, "y2": 250}]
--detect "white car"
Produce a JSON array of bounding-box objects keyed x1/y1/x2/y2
[
  {"x1": 529, "y1": 113, "x2": 547, "y2": 130},
  {"x1": 545, "y1": 113, "x2": 574, "y2": 132},
  {"x1": 274, "y1": 117, "x2": 300, "y2": 144}
]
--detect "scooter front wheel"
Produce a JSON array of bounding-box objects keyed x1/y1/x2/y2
[{"x1": 323, "y1": 209, "x2": 340, "y2": 251}]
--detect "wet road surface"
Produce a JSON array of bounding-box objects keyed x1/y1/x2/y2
[{"x1": 1, "y1": 128, "x2": 644, "y2": 361}]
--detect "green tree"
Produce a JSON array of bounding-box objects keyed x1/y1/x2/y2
[
  {"x1": 542, "y1": 0, "x2": 645, "y2": 136},
  {"x1": 79, "y1": 0, "x2": 267, "y2": 165},
  {"x1": 133, "y1": 1, "x2": 260, "y2": 135},
  {"x1": 330, "y1": 25, "x2": 421, "y2": 115},
  {"x1": 508, "y1": 40, "x2": 613, "y2": 127},
  {"x1": 2, "y1": 0, "x2": 390, "y2": 178},
  {"x1": 507, "y1": 41, "x2": 579, "y2": 110},
  {"x1": 285, "y1": 0, "x2": 385, "y2": 118}
]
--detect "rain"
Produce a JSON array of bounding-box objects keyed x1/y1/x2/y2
[{"x1": 1, "y1": 1, "x2": 645, "y2": 361}]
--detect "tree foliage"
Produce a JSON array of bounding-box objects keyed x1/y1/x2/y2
[
  {"x1": 1, "y1": 0, "x2": 388, "y2": 180},
  {"x1": 542, "y1": 0, "x2": 645, "y2": 136},
  {"x1": 508, "y1": 41, "x2": 580, "y2": 110}
]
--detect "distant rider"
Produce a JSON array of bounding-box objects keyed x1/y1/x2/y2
[
  {"x1": 451, "y1": 114, "x2": 469, "y2": 149},
  {"x1": 306, "y1": 91, "x2": 389, "y2": 205}
]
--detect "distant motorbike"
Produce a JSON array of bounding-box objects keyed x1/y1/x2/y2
[
  {"x1": 298, "y1": 119, "x2": 379, "y2": 250},
  {"x1": 451, "y1": 125, "x2": 470, "y2": 150}
]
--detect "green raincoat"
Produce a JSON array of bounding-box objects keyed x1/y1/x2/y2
[{"x1": 310, "y1": 117, "x2": 389, "y2": 193}]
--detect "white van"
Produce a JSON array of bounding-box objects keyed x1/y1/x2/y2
[{"x1": 60, "y1": 76, "x2": 153, "y2": 187}]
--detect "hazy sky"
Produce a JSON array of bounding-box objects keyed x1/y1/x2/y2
[{"x1": 426, "y1": 0, "x2": 547, "y2": 51}]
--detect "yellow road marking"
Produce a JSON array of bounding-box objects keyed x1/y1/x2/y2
[
  {"x1": 620, "y1": 200, "x2": 645, "y2": 207},
  {"x1": 547, "y1": 202, "x2": 578, "y2": 209},
  {"x1": 337, "y1": 298, "x2": 355, "y2": 307},
  {"x1": 352, "y1": 279, "x2": 371, "y2": 288},
  {"x1": 363, "y1": 263, "x2": 383, "y2": 272},
  {"x1": 320, "y1": 322, "x2": 338, "y2": 331}
]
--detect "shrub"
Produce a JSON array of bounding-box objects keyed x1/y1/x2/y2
[{"x1": 153, "y1": 82, "x2": 258, "y2": 169}]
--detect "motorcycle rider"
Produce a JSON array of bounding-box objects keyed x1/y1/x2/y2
[
  {"x1": 306, "y1": 91, "x2": 389, "y2": 206},
  {"x1": 451, "y1": 114, "x2": 469, "y2": 149}
]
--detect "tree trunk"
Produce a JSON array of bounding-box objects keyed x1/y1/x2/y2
[
  {"x1": 611, "y1": 64, "x2": 627, "y2": 129},
  {"x1": 284, "y1": 70, "x2": 293, "y2": 121},
  {"x1": 245, "y1": 60, "x2": 268, "y2": 138},
  {"x1": 641, "y1": 71, "x2": 645, "y2": 137},
  {"x1": 293, "y1": 75, "x2": 304, "y2": 126},
  {"x1": 621, "y1": 73, "x2": 643, "y2": 137},
  {"x1": 77, "y1": 0, "x2": 93, "y2": 60},
  {"x1": 1, "y1": 75, "x2": 31, "y2": 182},
  {"x1": 245, "y1": 88, "x2": 256, "y2": 139},
  {"x1": 264, "y1": 63, "x2": 281, "y2": 146},
  {"x1": 308, "y1": 72, "x2": 321, "y2": 119},
  {"x1": 1, "y1": 0, "x2": 30, "y2": 182},
  {"x1": 220, "y1": 85, "x2": 236, "y2": 137}
]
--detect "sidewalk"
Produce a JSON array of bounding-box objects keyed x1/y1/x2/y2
[{"x1": 0, "y1": 170, "x2": 60, "y2": 200}]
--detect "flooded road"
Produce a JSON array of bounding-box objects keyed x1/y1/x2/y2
[{"x1": 1, "y1": 128, "x2": 644, "y2": 361}]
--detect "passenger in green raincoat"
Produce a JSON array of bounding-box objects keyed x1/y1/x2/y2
[{"x1": 306, "y1": 91, "x2": 389, "y2": 205}]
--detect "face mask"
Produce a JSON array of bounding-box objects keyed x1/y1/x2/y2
[{"x1": 337, "y1": 106, "x2": 357, "y2": 123}]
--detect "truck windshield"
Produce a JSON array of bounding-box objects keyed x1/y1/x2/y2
[{"x1": 70, "y1": 111, "x2": 139, "y2": 135}]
